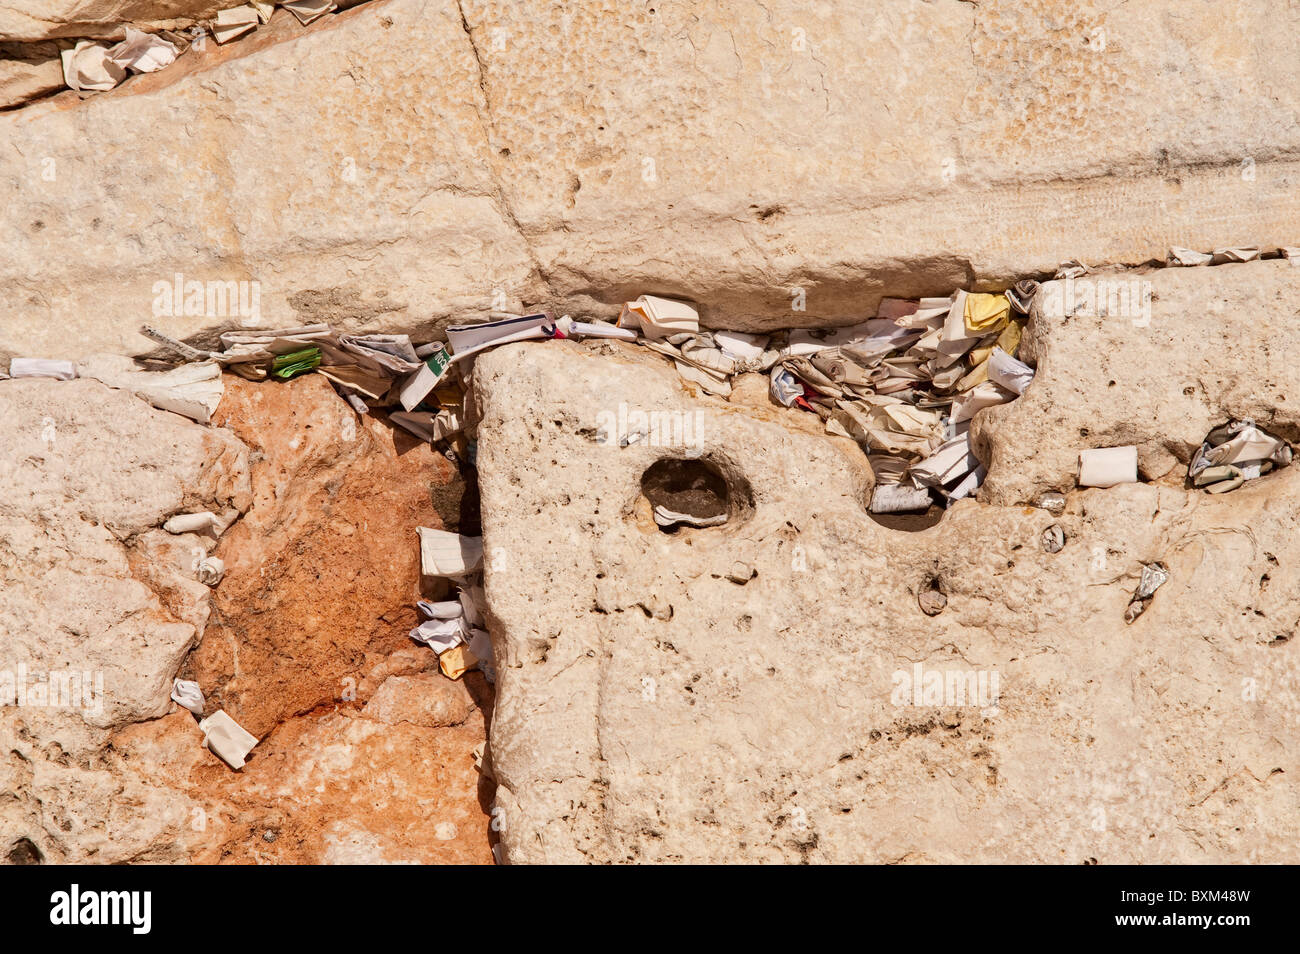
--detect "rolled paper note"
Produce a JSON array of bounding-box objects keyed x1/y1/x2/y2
[
  {"x1": 417, "y1": 600, "x2": 464, "y2": 620},
  {"x1": 197, "y1": 557, "x2": 225, "y2": 585},
  {"x1": 164, "y1": 512, "x2": 221, "y2": 534},
  {"x1": 870, "y1": 483, "x2": 933, "y2": 514},
  {"x1": 170, "y1": 678, "x2": 205, "y2": 715}
]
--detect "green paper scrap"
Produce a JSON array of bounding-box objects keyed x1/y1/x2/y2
[
  {"x1": 426, "y1": 346, "x2": 450, "y2": 378},
  {"x1": 271, "y1": 346, "x2": 322, "y2": 380}
]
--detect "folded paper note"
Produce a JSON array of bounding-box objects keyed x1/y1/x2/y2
[
  {"x1": 283, "y1": 0, "x2": 337, "y2": 25},
  {"x1": 171, "y1": 679, "x2": 205, "y2": 716},
  {"x1": 110, "y1": 28, "x2": 178, "y2": 73},
  {"x1": 337, "y1": 333, "x2": 422, "y2": 374},
  {"x1": 389, "y1": 408, "x2": 462, "y2": 443},
  {"x1": 1169, "y1": 247, "x2": 1212, "y2": 267},
  {"x1": 410, "y1": 618, "x2": 466, "y2": 653},
  {"x1": 9, "y1": 358, "x2": 77, "y2": 380},
  {"x1": 619, "y1": 296, "x2": 699, "y2": 339},
  {"x1": 1211, "y1": 247, "x2": 1260, "y2": 264},
  {"x1": 199, "y1": 710, "x2": 258, "y2": 769},
  {"x1": 61, "y1": 41, "x2": 127, "y2": 91},
  {"x1": 446, "y1": 314, "x2": 554, "y2": 355},
  {"x1": 213, "y1": 6, "x2": 260, "y2": 44},
  {"x1": 316, "y1": 364, "x2": 394, "y2": 401},
  {"x1": 80, "y1": 354, "x2": 223, "y2": 424},
  {"x1": 439, "y1": 645, "x2": 478, "y2": 680},
  {"x1": 910, "y1": 434, "x2": 979, "y2": 488},
  {"x1": 1078, "y1": 446, "x2": 1138, "y2": 488},
  {"x1": 417, "y1": 527, "x2": 484, "y2": 577},
  {"x1": 986, "y1": 347, "x2": 1035, "y2": 396},
  {"x1": 397, "y1": 347, "x2": 452, "y2": 411}
]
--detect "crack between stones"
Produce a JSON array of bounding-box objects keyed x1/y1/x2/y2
[{"x1": 454, "y1": 0, "x2": 556, "y2": 304}]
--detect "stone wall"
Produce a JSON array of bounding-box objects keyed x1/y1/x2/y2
[
  {"x1": 473, "y1": 332, "x2": 1300, "y2": 863},
  {"x1": 0, "y1": 373, "x2": 494, "y2": 864},
  {"x1": 2, "y1": 0, "x2": 1297, "y2": 357}
]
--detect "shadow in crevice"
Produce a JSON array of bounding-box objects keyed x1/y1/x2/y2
[{"x1": 868, "y1": 504, "x2": 946, "y2": 532}]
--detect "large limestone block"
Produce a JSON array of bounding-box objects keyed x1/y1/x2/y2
[
  {"x1": 0, "y1": 377, "x2": 252, "y2": 863},
  {"x1": 0, "y1": 379, "x2": 251, "y2": 732},
  {"x1": 474, "y1": 341, "x2": 1300, "y2": 864},
  {"x1": 0, "y1": 0, "x2": 538, "y2": 358},
  {"x1": 2, "y1": 0, "x2": 1298, "y2": 355},
  {"x1": 466, "y1": 0, "x2": 1300, "y2": 327},
  {"x1": 976, "y1": 260, "x2": 1300, "y2": 505},
  {"x1": 0, "y1": 378, "x2": 250, "y2": 532}
]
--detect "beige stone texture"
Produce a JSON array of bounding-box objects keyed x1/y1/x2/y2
[
  {"x1": 0, "y1": 2, "x2": 224, "y2": 42},
  {"x1": 0, "y1": 373, "x2": 496, "y2": 864},
  {"x1": 0, "y1": 0, "x2": 1296, "y2": 357},
  {"x1": 0, "y1": 376, "x2": 252, "y2": 862},
  {"x1": 0, "y1": 45, "x2": 63, "y2": 109},
  {"x1": 976, "y1": 260, "x2": 1300, "y2": 505},
  {"x1": 473, "y1": 339, "x2": 1300, "y2": 864}
]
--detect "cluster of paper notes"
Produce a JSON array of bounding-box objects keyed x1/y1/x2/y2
[
  {"x1": 614, "y1": 287, "x2": 1038, "y2": 513},
  {"x1": 413, "y1": 529, "x2": 494, "y2": 682},
  {"x1": 59, "y1": 4, "x2": 344, "y2": 95}
]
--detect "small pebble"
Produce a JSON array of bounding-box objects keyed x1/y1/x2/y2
[
  {"x1": 1037, "y1": 492, "x2": 1066, "y2": 515},
  {"x1": 727, "y1": 561, "x2": 755, "y2": 585}
]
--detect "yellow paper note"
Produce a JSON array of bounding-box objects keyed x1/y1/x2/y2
[{"x1": 440, "y1": 645, "x2": 478, "y2": 680}]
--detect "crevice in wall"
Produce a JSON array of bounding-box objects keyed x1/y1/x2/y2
[{"x1": 0, "y1": 0, "x2": 381, "y2": 113}]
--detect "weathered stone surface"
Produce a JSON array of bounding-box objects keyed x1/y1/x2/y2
[
  {"x1": 0, "y1": 45, "x2": 63, "y2": 109},
  {"x1": 1, "y1": 0, "x2": 1297, "y2": 357},
  {"x1": 0, "y1": 2, "x2": 223, "y2": 42},
  {"x1": 470, "y1": 0, "x2": 1300, "y2": 328},
  {"x1": 0, "y1": 0, "x2": 533, "y2": 359},
  {"x1": 364, "y1": 671, "x2": 476, "y2": 728},
  {"x1": 474, "y1": 340, "x2": 1300, "y2": 863},
  {"x1": 111, "y1": 705, "x2": 494, "y2": 864},
  {"x1": 0, "y1": 377, "x2": 252, "y2": 862},
  {"x1": 1, "y1": 372, "x2": 495, "y2": 864},
  {"x1": 188, "y1": 373, "x2": 461, "y2": 739},
  {"x1": 976, "y1": 260, "x2": 1300, "y2": 506},
  {"x1": 4, "y1": 0, "x2": 1299, "y2": 870}
]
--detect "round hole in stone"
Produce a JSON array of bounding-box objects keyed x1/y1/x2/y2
[
  {"x1": 641, "y1": 457, "x2": 734, "y2": 533},
  {"x1": 7, "y1": 837, "x2": 42, "y2": 865}
]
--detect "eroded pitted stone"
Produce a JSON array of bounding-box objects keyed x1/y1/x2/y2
[
  {"x1": 976, "y1": 260, "x2": 1300, "y2": 506},
  {"x1": 475, "y1": 340, "x2": 1300, "y2": 864},
  {"x1": 0, "y1": 377, "x2": 252, "y2": 862}
]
